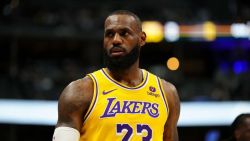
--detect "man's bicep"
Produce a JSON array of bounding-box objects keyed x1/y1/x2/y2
[
  {"x1": 56, "y1": 78, "x2": 93, "y2": 131},
  {"x1": 162, "y1": 80, "x2": 180, "y2": 141},
  {"x1": 163, "y1": 95, "x2": 180, "y2": 141},
  {"x1": 56, "y1": 83, "x2": 83, "y2": 130}
]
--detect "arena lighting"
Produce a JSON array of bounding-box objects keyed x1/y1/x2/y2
[
  {"x1": 202, "y1": 21, "x2": 217, "y2": 41},
  {"x1": 230, "y1": 23, "x2": 250, "y2": 38},
  {"x1": 233, "y1": 60, "x2": 248, "y2": 74},
  {"x1": 179, "y1": 24, "x2": 231, "y2": 39},
  {"x1": 141, "y1": 20, "x2": 248, "y2": 40},
  {"x1": 0, "y1": 99, "x2": 57, "y2": 125},
  {"x1": 164, "y1": 21, "x2": 180, "y2": 42},
  {"x1": 142, "y1": 21, "x2": 164, "y2": 43},
  {"x1": 248, "y1": 21, "x2": 250, "y2": 39},
  {"x1": 0, "y1": 99, "x2": 250, "y2": 126},
  {"x1": 179, "y1": 102, "x2": 250, "y2": 126},
  {"x1": 166, "y1": 57, "x2": 180, "y2": 71},
  {"x1": 216, "y1": 25, "x2": 231, "y2": 37},
  {"x1": 179, "y1": 24, "x2": 201, "y2": 38}
]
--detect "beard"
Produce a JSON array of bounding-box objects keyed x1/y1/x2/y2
[{"x1": 103, "y1": 45, "x2": 140, "y2": 71}]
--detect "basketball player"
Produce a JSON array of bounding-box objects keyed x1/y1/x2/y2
[
  {"x1": 53, "y1": 10, "x2": 180, "y2": 141},
  {"x1": 230, "y1": 113, "x2": 250, "y2": 141}
]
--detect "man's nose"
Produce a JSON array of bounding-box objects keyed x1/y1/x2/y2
[{"x1": 112, "y1": 33, "x2": 122, "y2": 45}]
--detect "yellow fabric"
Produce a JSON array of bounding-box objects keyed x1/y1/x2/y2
[{"x1": 80, "y1": 68, "x2": 169, "y2": 141}]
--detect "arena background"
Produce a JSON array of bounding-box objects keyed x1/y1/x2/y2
[{"x1": 0, "y1": 0, "x2": 250, "y2": 141}]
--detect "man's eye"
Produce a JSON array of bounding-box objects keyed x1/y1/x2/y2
[
  {"x1": 106, "y1": 32, "x2": 114, "y2": 37},
  {"x1": 120, "y1": 31, "x2": 128, "y2": 36}
]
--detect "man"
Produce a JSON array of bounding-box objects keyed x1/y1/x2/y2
[
  {"x1": 230, "y1": 113, "x2": 250, "y2": 141},
  {"x1": 53, "y1": 10, "x2": 180, "y2": 141}
]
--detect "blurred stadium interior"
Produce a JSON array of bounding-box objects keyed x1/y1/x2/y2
[{"x1": 0, "y1": 0, "x2": 250, "y2": 141}]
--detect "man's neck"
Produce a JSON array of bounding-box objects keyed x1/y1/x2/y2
[{"x1": 106, "y1": 64, "x2": 143, "y2": 87}]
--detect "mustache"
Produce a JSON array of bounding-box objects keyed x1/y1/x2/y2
[
  {"x1": 109, "y1": 46, "x2": 126, "y2": 53},
  {"x1": 104, "y1": 45, "x2": 140, "y2": 71}
]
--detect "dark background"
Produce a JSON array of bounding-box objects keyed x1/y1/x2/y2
[{"x1": 0, "y1": 0, "x2": 250, "y2": 140}]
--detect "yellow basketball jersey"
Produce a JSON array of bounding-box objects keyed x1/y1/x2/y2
[{"x1": 80, "y1": 68, "x2": 169, "y2": 141}]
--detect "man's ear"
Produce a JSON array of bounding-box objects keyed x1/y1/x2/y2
[{"x1": 139, "y1": 31, "x2": 146, "y2": 47}]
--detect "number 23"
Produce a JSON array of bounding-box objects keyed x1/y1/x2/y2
[{"x1": 116, "y1": 124, "x2": 152, "y2": 141}]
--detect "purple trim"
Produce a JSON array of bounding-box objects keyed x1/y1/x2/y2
[
  {"x1": 83, "y1": 74, "x2": 98, "y2": 122},
  {"x1": 157, "y1": 77, "x2": 169, "y2": 113},
  {"x1": 101, "y1": 69, "x2": 148, "y2": 90}
]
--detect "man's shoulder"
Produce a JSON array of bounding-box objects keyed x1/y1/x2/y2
[
  {"x1": 158, "y1": 78, "x2": 177, "y2": 96},
  {"x1": 68, "y1": 76, "x2": 94, "y2": 95},
  {"x1": 58, "y1": 76, "x2": 94, "y2": 104},
  {"x1": 69, "y1": 76, "x2": 93, "y2": 89},
  {"x1": 161, "y1": 79, "x2": 176, "y2": 91},
  {"x1": 67, "y1": 67, "x2": 104, "y2": 92},
  {"x1": 160, "y1": 79, "x2": 180, "y2": 108}
]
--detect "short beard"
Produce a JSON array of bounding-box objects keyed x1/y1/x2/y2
[{"x1": 103, "y1": 46, "x2": 140, "y2": 72}]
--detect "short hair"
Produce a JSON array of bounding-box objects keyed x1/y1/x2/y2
[
  {"x1": 231, "y1": 113, "x2": 250, "y2": 131},
  {"x1": 107, "y1": 10, "x2": 142, "y2": 31}
]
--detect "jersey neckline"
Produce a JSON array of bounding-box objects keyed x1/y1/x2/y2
[{"x1": 101, "y1": 68, "x2": 148, "y2": 90}]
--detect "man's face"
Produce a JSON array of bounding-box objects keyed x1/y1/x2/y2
[{"x1": 103, "y1": 14, "x2": 145, "y2": 71}]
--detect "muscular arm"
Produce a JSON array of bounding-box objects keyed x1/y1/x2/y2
[
  {"x1": 54, "y1": 76, "x2": 93, "y2": 136},
  {"x1": 162, "y1": 80, "x2": 180, "y2": 141}
]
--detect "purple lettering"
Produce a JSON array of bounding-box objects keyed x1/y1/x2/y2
[
  {"x1": 110, "y1": 101, "x2": 121, "y2": 114},
  {"x1": 149, "y1": 103, "x2": 159, "y2": 118},
  {"x1": 141, "y1": 102, "x2": 151, "y2": 114},
  {"x1": 121, "y1": 101, "x2": 133, "y2": 113},
  {"x1": 132, "y1": 102, "x2": 142, "y2": 113},
  {"x1": 100, "y1": 98, "x2": 116, "y2": 118},
  {"x1": 100, "y1": 98, "x2": 160, "y2": 118}
]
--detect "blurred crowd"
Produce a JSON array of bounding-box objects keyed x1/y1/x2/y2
[
  {"x1": 0, "y1": 0, "x2": 249, "y2": 101},
  {"x1": 0, "y1": 57, "x2": 249, "y2": 101}
]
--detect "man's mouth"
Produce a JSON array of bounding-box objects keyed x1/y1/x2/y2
[{"x1": 110, "y1": 47, "x2": 126, "y2": 57}]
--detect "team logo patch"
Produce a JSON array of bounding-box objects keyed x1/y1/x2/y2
[
  {"x1": 149, "y1": 86, "x2": 156, "y2": 92},
  {"x1": 147, "y1": 86, "x2": 160, "y2": 98}
]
